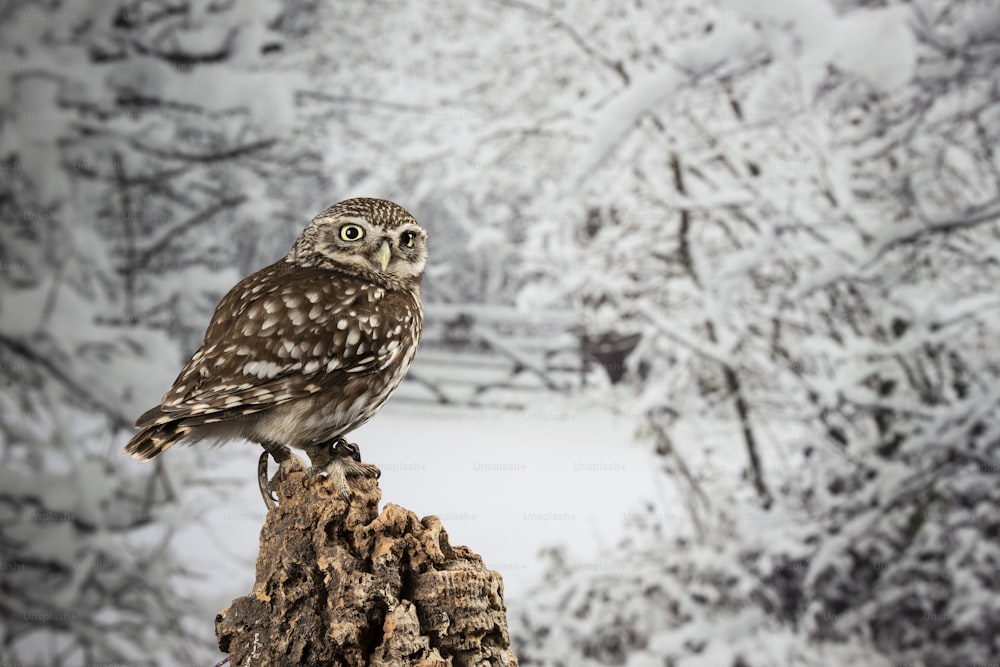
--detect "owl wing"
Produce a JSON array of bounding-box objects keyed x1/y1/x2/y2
[{"x1": 137, "y1": 262, "x2": 414, "y2": 429}]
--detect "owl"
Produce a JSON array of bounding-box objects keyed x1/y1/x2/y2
[{"x1": 124, "y1": 198, "x2": 427, "y2": 504}]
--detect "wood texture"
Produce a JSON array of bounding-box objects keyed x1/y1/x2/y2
[{"x1": 216, "y1": 470, "x2": 518, "y2": 666}]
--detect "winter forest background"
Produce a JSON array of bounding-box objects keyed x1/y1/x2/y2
[{"x1": 2, "y1": 0, "x2": 999, "y2": 665}]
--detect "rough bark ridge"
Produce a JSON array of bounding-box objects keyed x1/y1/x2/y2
[{"x1": 215, "y1": 470, "x2": 518, "y2": 666}]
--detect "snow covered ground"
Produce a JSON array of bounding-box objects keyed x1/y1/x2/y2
[
  {"x1": 363, "y1": 400, "x2": 666, "y2": 598},
  {"x1": 175, "y1": 396, "x2": 668, "y2": 648}
]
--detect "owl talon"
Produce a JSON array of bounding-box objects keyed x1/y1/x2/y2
[
  {"x1": 329, "y1": 438, "x2": 380, "y2": 478},
  {"x1": 303, "y1": 450, "x2": 381, "y2": 501},
  {"x1": 258, "y1": 451, "x2": 276, "y2": 509},
  {"x1": 332, "y1": 438, "x2": 362, "y2": 462},
  {"x1": 258, "y1": 446, "x2": 307, "y2": 509},
  {"x1": 279, "y1": 454, "x2": 307, "y2": 475}
]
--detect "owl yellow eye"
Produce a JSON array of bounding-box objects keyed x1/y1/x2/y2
[
  {"x1": 400, "y1": 230, "x2": 416, "y2": 248},
  {"x1": 340, "y1": 224, "x2": 365, "y2": 241}
]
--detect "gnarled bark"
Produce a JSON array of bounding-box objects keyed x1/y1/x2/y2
[{"x1": 215, "y1": 470, "x2": 518, "y2": 666}]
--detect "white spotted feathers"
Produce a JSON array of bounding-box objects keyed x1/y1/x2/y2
[{"x1": 124, "y1": 198, "x2": 426, "y2": 463}]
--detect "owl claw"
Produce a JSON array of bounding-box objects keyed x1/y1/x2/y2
[
  {"x1": 332, "y1": 439, "x2": 362, "y2": 462},
  {"x1": 319, "y1": 457, "x2": 381, "y2": 500},
  {"x1": 258, "y1": 451, "x2": 275, "y2": 509},
  {"x1": 258, "y1": 446, "x2": 306, "y2": 509},
  {"x1": 302, "y1": 439, "x2": 381, "y2": 500}
]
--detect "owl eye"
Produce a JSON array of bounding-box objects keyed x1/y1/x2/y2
[
  {"x1": 340, "y1": 224, "x2": 365, "y2": 241},
  {"x1": 400, "y1": 230, "x2": 417, "y2": 248}
]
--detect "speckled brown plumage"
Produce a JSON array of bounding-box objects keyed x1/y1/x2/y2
[{"x1": 124, "y1": 198, "x2": 426, "y2": 490}]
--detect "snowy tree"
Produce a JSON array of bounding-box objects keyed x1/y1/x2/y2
[
  {"x1": 511, "y1": 0, "x2": 1000, "y2": 664},
  {"x1": 5, "y1": 0, "x2": 999, "y2": 664},
  {"x1": 297, "y1": 0, "x2": 645, "y2": 305},
  {"x1": 793, "y1": 1, "x2": 1000, "y2": 661},
  {"x1": 0, "y1": 1, "x2": 325, "y2": 663}
]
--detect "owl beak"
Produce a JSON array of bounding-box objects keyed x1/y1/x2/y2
[{"x1": 375, "y1": 240, "x2": 392, "y2": 271}]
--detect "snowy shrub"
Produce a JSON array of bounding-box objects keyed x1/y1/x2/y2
[
  {"x1": 515, "y1": 0, "x2": 1000, "y2": 665},
  {"x1": 0, "y1": 1, "x2": 322, "y2": 663},
  {"x1": 3, "y1": 0, "x2": 999, "y2": 665}
]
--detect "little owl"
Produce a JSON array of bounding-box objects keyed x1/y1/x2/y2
[{"x1": 124, "y1": 198, "x2": 426, "y2": 505}]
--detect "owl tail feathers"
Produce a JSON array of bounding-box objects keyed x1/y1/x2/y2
[{"x1": 123, "y1": 421, "x2": 190, "y2": 462}]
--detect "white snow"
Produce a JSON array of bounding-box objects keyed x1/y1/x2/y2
[
  {"x1": 717, "y1": 0, "x2": 917, "y2": 92},
  {"x1": 178, "y1": 399, "x2": 664, "y2": 609},
  {"x1": 5, "y1": 0, "x2": 996, "y2": 664}
]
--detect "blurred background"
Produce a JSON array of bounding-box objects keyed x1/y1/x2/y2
[{"x1": 2, "y1": 0, "x2": 999, "y2": 665}]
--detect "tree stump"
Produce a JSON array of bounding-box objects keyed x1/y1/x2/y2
[{"x1": 215, "y1": 470, "x2": 518, "y2": 666}]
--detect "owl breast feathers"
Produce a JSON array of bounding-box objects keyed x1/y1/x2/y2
[{"x1": 125, "y1": 197, "x2": 426, "y2": 464}]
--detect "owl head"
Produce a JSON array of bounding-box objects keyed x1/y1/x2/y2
[{"x1": 288, "y1": 198, "x2": 428, "y2": 290}]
